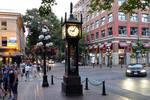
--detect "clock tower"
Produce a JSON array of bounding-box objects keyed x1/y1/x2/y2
[{"x1": 61, "y1": 2, "x2": 83, "y2": 96}]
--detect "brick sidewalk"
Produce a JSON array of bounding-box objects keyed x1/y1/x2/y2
[
  {"x1": 16, "y1": 81, "x2": 129, "y2": 100},
  {"x1": 15, "y1": 65, "x2": 129, "y2": 100}
]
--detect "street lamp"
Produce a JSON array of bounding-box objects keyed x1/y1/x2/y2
[
  {"x1": 105, "y1": 47, "x2": 111, "y2": 67},
  {"x1": 37, "y1": 27, "x2": 53, "y2": 87}
]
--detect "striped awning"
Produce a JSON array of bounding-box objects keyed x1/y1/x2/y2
[
  {"x1": 105, "y1": 43, "x2": 112, "y2": 47},
  {"x1": 144, "y1": 43, "x2": 150, "y2": 48},
  {"x1": 94, "y1": 45, "x2": 98, "y2": 49},
  {"x1": 119, "y1": 42, "x2": 129, "y2": 47},
  {"x1": 99, "y1": 44, "x2": 104, "y2": 49},
  {"x1": 89, "y1": 46, "x2": 93, "y2": 49},
  {"x1": 131, "y1": 42, "x2": 137, "y2": 47}
]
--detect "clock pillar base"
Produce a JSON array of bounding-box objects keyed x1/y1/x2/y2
[{"x1": 62, "y1": 75, "x2": 83, "y2": 96}]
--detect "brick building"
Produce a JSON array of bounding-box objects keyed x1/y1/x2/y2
[
  {"x1": 73, "y1": 0, "x2": 150, "y2": 66},
  {"x1": 0, "y1": 11, "x2": 25, "y2": 64}
]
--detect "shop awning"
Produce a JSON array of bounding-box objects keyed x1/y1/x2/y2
[
  {"x1": 131, "y1": 42, "x2": 137, "y2": 47},
  {"x1": 144, "y1": 43, "x2": 150, "y2": 48},
  {"x1": 94, "y1": 45, "x2": 98, "y2": 49},
  {"x1": 119, "y1": 42, "x2": 129, "y2": 47},
  {"x1": 89, "y1": 46, "x2": 93, "y2": 49},
  {"x1": 99, "y1": 44, "x2": 104, "y2": 49},
  {"x1": 105, "y1": 43, "x2": 112, "y2": 47}
]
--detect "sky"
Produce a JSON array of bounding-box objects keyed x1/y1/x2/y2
[
  {"x1": 0, "y1": 0, "x2": 77, "y2": 35},
  {"x1": 0, "y1": 0, "x2": 77, "y2": 19}
]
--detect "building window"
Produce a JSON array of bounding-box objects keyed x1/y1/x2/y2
[
  {"x1": 118, "y1": 12, "x2": 126, "y2": 21},
  {"x1": 142, "y1": 27, "x2": 149, "y2": 36},
  {"x1": 86, "y1": 25, "x2": 89, "y2": 32},
  {"x1": 90, "y1": 13, "x2": 94, "y2": 19},
  {"x1": 130, "y1": 13, "x2": 138, "y2": 22},
  {"x1": 86, "y1": 35, "x2": 89, "y2": 42},
  {"x1": 130, "y1": 27, "x2": 138, "y2": 35},
  {"x1": 118, "y1": 0, "x2": 126, "y2": 6},
  {"x1": 2, "y1": 37, "x2": 7, "y2": 46},
  {"x1": 142, "y1": 14, "x2": 149, "y2": 22},
  {"x1": 82, "y1": 0, "x2": 85, "y2": 4},
  {"x1": 95, "y1": 32, "x2": 99, "y2": 40},
  {"x1": 82, "y1": 27, "x2": 85, "y2": 32},
  {"x1": 90, "y1": 34, "x2": 94, "y2": 41},
  {"x1": 86, "y1": 5, "x2": 89, "y2": 11},
  {"x1": 95, "y1": 9, "x2": 98, "y2": 16},
  {"x1": 118, "y1": 26, "x2": 127, "y2": 35},
  {"x1": 107, "y1": 27, "x2": 113, "y2": 36},
  {"x1": 101, "y1": 17, "x2": 105, "y2": 26},
  {"x1": 101, "y1": 30, "x2": 105, "y2": 39},
  {"x1": 95, "y1": 20, "x2": 99, "y2": 29},
  {"x1": 108, "y1": 13, "x2": 113, "y2": 23},
  {"x1": 90, "y1": 23, "x2": 94, "y2": 31},
  {"x1": 86, "y1": 15, "x2": 89, "y2": 22},
  {"x1": 1, "y1": 21, "x2": 7, "y2": 30}
]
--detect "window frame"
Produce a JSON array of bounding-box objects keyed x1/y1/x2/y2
[
  {"x1": 118, "y1": 26, "x2": 127, "y2": 35},
  {"x1": 118, "y1": 12, "x2": 126, "y2": 21},
  {"x1": 142, "y1": 27, "x2": 149, "y2": 36},
  {"x1": 130, "y1": 27, "x2": 138, "y2": 36}
]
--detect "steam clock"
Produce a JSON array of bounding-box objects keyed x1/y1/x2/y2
[{"x1": 61, "y1": 3, "x2": 83, "y2": 95}]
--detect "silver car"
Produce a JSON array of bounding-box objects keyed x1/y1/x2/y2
[{"x1": 126, "y1": 64, "x2": 147, "y2": 77}]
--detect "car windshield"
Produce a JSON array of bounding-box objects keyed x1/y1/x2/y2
[{"x1": 128, "y1": 64, "x2": 143, "y2": 69}]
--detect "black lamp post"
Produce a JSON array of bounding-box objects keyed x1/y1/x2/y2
[
  {"x1": 37, "y1": 27, "x2": 53, "y2": 87},
  {"x1": 106, "y1": 47, "x2": 111, "y2": 67}
]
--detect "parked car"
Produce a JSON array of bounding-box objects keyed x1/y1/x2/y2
[
  {"x1": 126, "y1": 64, "x2": 147, "y2": 77},
  {"x1": 49, "y1": 59, "x2": 55, "y2": 64},
  {"x1": 61, "y1": 60, "x2": 65, "y2": 64}
]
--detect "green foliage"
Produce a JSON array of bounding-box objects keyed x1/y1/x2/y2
[
  {"x1": 23, "y1": 8, "x2": 62, "y2": 56},
  {"x1": 89, "y1": 0, "x2": 150, "y2": 15},
  {"x1": 39, "y1": 0, "x2": 57, "y2": 17},
  {"x1": 131, "y1": 37, "x2": 146, "y2": 58},
  {"x1": 79, "y1": 32, "x2": 87, "y2": 55}
]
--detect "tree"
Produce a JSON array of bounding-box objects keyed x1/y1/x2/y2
[
  {"x1": 23, "y1": 8, "x2": 63, "y2": 58},
  {"x1": 39, "y1": 0, "x2": 57, "y2": 17},
  {"x1": 89, "y1": 0, "x2": 150, "y2": 15},
  {"x1": 131, "y1": 37, "x2": 146, "y2": 63}
]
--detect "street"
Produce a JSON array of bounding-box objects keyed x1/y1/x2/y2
[{"x1": 10, "y1": 63, "x2": 150, "y2": 100}]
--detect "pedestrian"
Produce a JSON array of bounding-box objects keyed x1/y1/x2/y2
[
  {"x1": 91, "y1": 56, "x2": 95, "y2": 68},
  {"x1": 0, "y1": 67, "x2": 7, "y2": 98},
  {"x1": 3, "y1": 65, "x2": 9, "y2": 92},
  {"x1": 25, "y1": 64, "x2": 30, "y2": 81},
  {"x1": 32, "y1": 63, "x2": 37, "y2": 78},
  {"x1": 9, "y1": 65, "x2": 18, "y2": 100}
]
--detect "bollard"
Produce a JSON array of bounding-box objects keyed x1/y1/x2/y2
[
  {"x1": 85, "y1": 77, "x2": 89, "y2": 90},
  {"x1": 51, "y1": 75, "x2": 54, "y2": 85},
  {"x1": 102, "y1": 81, "x2": 106, "y2": 96}
]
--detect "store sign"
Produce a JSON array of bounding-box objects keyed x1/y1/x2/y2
[
  {"x1": 8, "y1": 37, "x2": 17, "y2": 47},
  {"x1": 9, "y1": 37, "x2": 17, "y2": 43}
]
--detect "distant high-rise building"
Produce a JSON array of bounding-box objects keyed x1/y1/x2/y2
[
  {"x1": 0, "y1": 11, "x2": 25, "y2": 64},
  {"x1": 73, "y1": 0, "x2": 150, "y2": 66}
]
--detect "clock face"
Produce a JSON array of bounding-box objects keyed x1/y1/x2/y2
[
  {"x1": 67, "y1": 26, "x2": 79, "y2": 37},
  {"x1": 62, "y1": 26, "x2": 66, "y2": 39},
  {"x1": 63, "y1": 27, "x2": 66, "y2": 36}
]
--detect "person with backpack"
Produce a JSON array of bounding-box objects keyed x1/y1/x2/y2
[
  {"x1": 3, "y1": 65, "x2": 9, "y2": 92},
  {"x1": 9, "y1": 65, "x2": 18, "y2": 100},
  {"x1": 0, "y1": 67, "x2": 7, "y2": 98}
]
